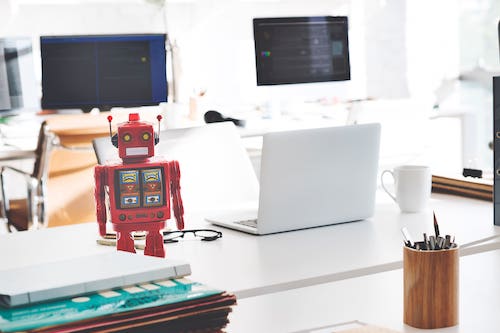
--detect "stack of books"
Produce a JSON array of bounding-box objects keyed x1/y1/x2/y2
[
  {"x1": 0, "y1": 252, "x2": 236, "y2": 332},
  {"x1": 0, "y1": 278, "x2": 236, "y2": 332},
  {"x1": 432, "y1": 174, "x2": 493, "y2": 201}
]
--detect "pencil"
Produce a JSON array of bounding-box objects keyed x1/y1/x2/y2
[{"x1": 433, "y1": 211, "x2": 440, "y2": 238}]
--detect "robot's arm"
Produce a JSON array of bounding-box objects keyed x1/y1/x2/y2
[
  {"x1": 94, "y1": 165, "x2": 108, "y2": 236},
  {"x1": 169, "y1": 160, "x2": 184, "y2": 230}
]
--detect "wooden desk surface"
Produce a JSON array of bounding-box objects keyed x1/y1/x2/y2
[
  {"x1": 44, "y1": 112, "x2": 111, "y2": 146},
  {"x1": 45, "y1": 111, "x2": 165, "y2": 146}
]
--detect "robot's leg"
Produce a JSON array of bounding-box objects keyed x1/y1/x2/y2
[
  {"x1": 116, "y1": 231, "x2": 136, "y2": 254},
  {"x1": 144, "y1": 230, "x2": 165, "y2": 258}
]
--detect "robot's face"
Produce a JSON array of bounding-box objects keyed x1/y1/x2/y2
[{"x1": 117, "y1": 121, "x2": 155, "y2": 160}]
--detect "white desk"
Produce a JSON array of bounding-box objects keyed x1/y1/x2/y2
[
  {"x1": 0, "y1": 193, "x2": 498, "y2": 301},
  {"x1": 0, "y1": 127, "x2": 38, "y2": 161},
  {"x1": 226, "y1": 248, "x2": 500, "y2": 333},
  {"x1": 0, "y1": 147, "x2": 35, "y2": 161}
]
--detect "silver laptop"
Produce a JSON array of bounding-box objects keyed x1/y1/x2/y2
[{"x1": 205, "y1": 123, "x2": 381, "y2": 235}]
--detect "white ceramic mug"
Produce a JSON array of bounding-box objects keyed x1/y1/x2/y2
[{"x1": 381, "y1": 165, "x2": 431, "y2": 213}]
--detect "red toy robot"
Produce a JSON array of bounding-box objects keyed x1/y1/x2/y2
[{"x1": 94, "y1": 113, "x2": 184, "y2": 258}]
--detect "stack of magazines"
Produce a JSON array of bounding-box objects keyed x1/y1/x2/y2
[
  {"x1": 432, "y1": 174, "x2": 493, "y2": 201},
  {"x1": 0, "y1": 278, "x2": 236, "y2": 333}
]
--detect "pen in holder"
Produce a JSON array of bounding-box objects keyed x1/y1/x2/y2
[{"x1": 403, "y1": 245, "x2": 459, "y2": 329}]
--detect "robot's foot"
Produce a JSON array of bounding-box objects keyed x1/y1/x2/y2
[
  {"x1": 116, "y1": 232, "x2": 136, "y2": 254},
  {"x1": 144, "y1": 231, "x2": 165, "y2": 258}
]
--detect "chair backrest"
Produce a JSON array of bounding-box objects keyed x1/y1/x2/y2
[{"x1": 32, "y1": 121, "x2": 54, "y2": 181}]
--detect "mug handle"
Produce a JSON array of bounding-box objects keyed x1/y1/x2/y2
[{"x1": 381, "y1": 170, "x2": 397, "y2": 202}]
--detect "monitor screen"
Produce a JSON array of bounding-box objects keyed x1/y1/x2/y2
[
  {"x1": 253, "y1": 16, "x2": 350, "y2": 86},
  {"x1": 40, "y1": 34, "x2": 167, "y2": 112},
  {"x1": 0, "y1": 37, "x2": 37, "y2": 112}
]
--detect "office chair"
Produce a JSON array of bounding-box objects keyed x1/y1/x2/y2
[{"x1": 0, "y1": 121, "x2": 55, "y2": 231}]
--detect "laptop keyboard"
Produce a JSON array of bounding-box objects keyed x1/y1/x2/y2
[{"x1": 235, "y1": 219, "x2": 258, "y2": 228}]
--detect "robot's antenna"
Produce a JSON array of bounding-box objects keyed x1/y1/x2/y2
[
  {"x1": 107, "y1": 116, "x2": 113, "y2": 139},
  {"x1": 156, "y1": 115, "x2": 162, "y2": 144},
  {"x1": 108, "y1": 115, "x2": 118, "y2": 148}
]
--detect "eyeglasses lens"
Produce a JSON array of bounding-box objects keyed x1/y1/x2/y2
[
  {"x1": 163, "y1": 229, "x2": 221, "y2": 242},
  {"x1": 163, "y1": 231, "x2": 184, "y2": 242}
]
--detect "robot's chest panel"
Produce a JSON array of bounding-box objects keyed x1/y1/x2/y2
[{"x1": 114, "y1": 168, "x2": 165, "y2": 209}]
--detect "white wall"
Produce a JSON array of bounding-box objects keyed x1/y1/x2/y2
[
  {"x1": 0, "y1": 1, "x2": 167, "y2": 93},
  {"x1": 406, "y1": 0, "x2": 460, "y2": 100},
  {"x1": 157, "y1": 0, "x2": 358, "y2": 107},
  {"x1": 0, "y1": 0, "x2": 480, "y2": 110},
  {"x1": 363, "y1": 0, "x2": 409, "y2": 99},
  {"x1": 0, "y1": 0, "x2": 407, "y2": 109}
]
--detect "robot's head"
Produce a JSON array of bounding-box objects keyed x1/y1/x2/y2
[{"x1": 109, "y1": 113, "x2": 160, "y2": 160}]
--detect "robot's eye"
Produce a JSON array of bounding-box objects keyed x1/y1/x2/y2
[
  {"x1": 142, "y1": 132, "x2": 151, "y2": 141},
  {"x1": 123, "y1": 133, "x2": 132, "y2": 142}
]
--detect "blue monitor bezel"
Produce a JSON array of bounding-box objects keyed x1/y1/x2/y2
[{"x1": 40, "y1": 33, "x2": 167, "y2": 111}]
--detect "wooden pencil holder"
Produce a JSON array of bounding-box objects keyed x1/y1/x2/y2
[{"x1": 403, "y1": 246, "x2": 459, "y2": 329}]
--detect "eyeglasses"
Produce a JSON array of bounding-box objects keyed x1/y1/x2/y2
[
  {"x1": 162, "y1": 229, "x2": 222, "y2": 243},
  {"x1": 99, "y1": 229, "x2": 222, "y2": 247}
]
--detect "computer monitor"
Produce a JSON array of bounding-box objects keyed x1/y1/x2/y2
[
  {"x1": 0, "y1": 37, "x2": 37, "y2": 113},
  {"x1": 40, "y1": 34, "x2": 167, "y2": 112},
  {"x1": 253, "y1": 16, "x2": 350, "y2": 86}
]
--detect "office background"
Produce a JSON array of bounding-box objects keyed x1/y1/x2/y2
[
  {"x1": 0, "y1": 0, "x2": 500, "y2": 165},
  {"x1": 1, "y1": 2, "x2": 500, "y2": 331},
  {"x1": 1, "y1": 0, "x2": 498, "y2": 103},
  {"x1": 0, "y1": 0, "x2": 499, "y2": 226}
]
